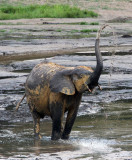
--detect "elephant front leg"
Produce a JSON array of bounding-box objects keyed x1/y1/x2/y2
[
  {"x1": 50, "y1": 102, "x2": 64, "y2": 140},
  {"x1": 61, "y1": 106, "x2": 79, "y2": 140}
]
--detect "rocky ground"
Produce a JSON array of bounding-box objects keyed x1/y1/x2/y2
[{"x1": 0, "y1": 0, "x2": 132, "y2": 64}]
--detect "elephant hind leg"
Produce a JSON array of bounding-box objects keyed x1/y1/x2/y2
[{"x1": 32, "y1": 111, "x2": 42, "y2": 139}]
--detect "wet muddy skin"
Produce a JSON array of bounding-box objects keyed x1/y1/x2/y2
[{"x1": 0, "y1": 51, "x2": 132, "y2": 159}]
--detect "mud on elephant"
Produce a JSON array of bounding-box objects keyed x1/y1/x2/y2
[{"x1": 16, "y1": 25, "x2": 107, "y2": 140}]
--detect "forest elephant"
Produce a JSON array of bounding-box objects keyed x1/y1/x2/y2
[{"x1": 16, "y1": 25, "x2": 107, "y2": 140}]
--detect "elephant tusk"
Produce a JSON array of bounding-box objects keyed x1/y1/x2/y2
[
  {"x1": 98, "y1": 84, "x2": 102, "y2": 90},
  {"x1": 83, "y1": 79, "x2": 92, "y2": 93},
  {"x1": 84, "y1": 81, "x2": 102, "y2": 92},
  {"x1": 85, "y1": 84, "x2": 92, "y2": 93}
]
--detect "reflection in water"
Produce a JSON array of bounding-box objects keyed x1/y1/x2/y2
[{"x1": 0, "y1": 53, "x2": 132, "y2": 159}]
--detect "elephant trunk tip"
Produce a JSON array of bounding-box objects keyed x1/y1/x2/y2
[{"x1": 96, "y1": 24, "x2": 109, "y2": 40}]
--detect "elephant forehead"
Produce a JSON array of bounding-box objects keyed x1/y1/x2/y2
[
  {"x1": 78, "y1": 74, "x2": 90, "y2": 83},
  {"x1": 77, "y1": 66, "x2": 93, "y2": 72}
]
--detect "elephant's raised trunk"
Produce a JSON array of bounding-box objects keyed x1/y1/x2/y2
[{"x1": 88, "y1": 25, "x2": 107, "y2": 89}]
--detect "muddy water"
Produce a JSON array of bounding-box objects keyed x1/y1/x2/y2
[{"x1": 0, "y1": 53, "x2": 132, "y2": 160}]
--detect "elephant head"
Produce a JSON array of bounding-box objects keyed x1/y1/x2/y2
[{"x1": 50, "y1": 30, "x2": 103, "y2": 95}]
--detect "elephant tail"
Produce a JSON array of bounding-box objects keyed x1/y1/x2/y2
[{"x1": 16, "y1": 93, "x2": 26, "y2": 111}]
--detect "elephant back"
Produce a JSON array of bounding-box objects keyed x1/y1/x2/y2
[{"x1": 25, "y1": 62, "x2": 65, "y2": 91}]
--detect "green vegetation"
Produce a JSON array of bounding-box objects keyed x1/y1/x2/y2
[
  {"x1": 71, "y1": 29, "x2": 97, "y2": 34},
  {"x1": 80, "y1": 29, "x2": 97, "y2": 33},
  {"x1": 56, "y1": 29, "x2": 62, "y2": 32},
  {"x1": 63, "y1": 21, "x2": 99, "y2": 25},
  {"x1": 89, "y1": 22, "x2": 99, "y2": 25},
  {"x1": 0, "y1": 22, "x2": 7, "y2": 25},
  {"x1": 0, "y1": 4, "x2": 98, "y2": 20},
  {"x1": 79, "y1": 21, "x2": 99, "y2": 25},
  {"x1": 71, "y1": 29, "x2": 79, "y2": 33},
  {"x1": 79, "y1": 22, "x2": 89, "y2": 25},
  {"x1": 0, "y1": 22, "x2": 24, "y2": 25},
  {"x1": 0, "y1": 29, "x2": 6, "y2": 32}
]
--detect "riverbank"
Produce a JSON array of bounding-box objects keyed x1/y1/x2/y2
[
  {"x1": 0, "y1": 16, "x2": 132, "y2": 64},
  {"x1": 0, "y1": 0, "x2": 132, "y2": 63}
]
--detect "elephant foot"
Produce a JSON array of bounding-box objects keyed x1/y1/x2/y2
[
  {"x1": 61, "y1": 134, "x2": 69, "y2": 140},
  {"x1": 34, "y1": 133, "x2": 42, "y2": 140},
  {"x1": 51, "y1": 132, "x2": 61, "y2": 140}
]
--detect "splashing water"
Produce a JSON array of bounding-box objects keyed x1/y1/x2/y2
[{"x1": 66, "y1": 138, "x2": 115, "y2": 153}]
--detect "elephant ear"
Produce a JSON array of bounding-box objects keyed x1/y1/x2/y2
[{"x1": 50, "y1": 71, "x2": 75, "y2": 95}]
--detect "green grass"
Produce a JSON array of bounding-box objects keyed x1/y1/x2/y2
[
  {"x1": 89, "y1": 22, "x2": 99, "y2": 25},
  {"x1": 56, "y1": 29, "x2": 62, "y2": 32},
  {"x1": 0, "y1": 4, "x2": 98, "y2": 20},
  {"x1": 0, "y1": 29, "x2": 6, "y2": 32},
  {"x1": 79, "y1": 22, "x2": 89, "y2": 25},
  {"x1": 0, "y1": 22, "x2": 7, "y2": 25},
  {"x1": 80, "y1": 29, "x2": 97, "y2": 33},
  {"x1": 80, "y1": 21, "x2": 99, "y2": 25},
  {"x1": 71, "y1": 29, "x2": 97, "y2": 34},
  {"x1": 71, "y1": 29, "x2": 79, "y2": 33}
]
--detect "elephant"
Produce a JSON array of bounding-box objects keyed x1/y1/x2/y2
[{"x1": 16, "y1": 25, "x2": 106, "y2": 140}]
